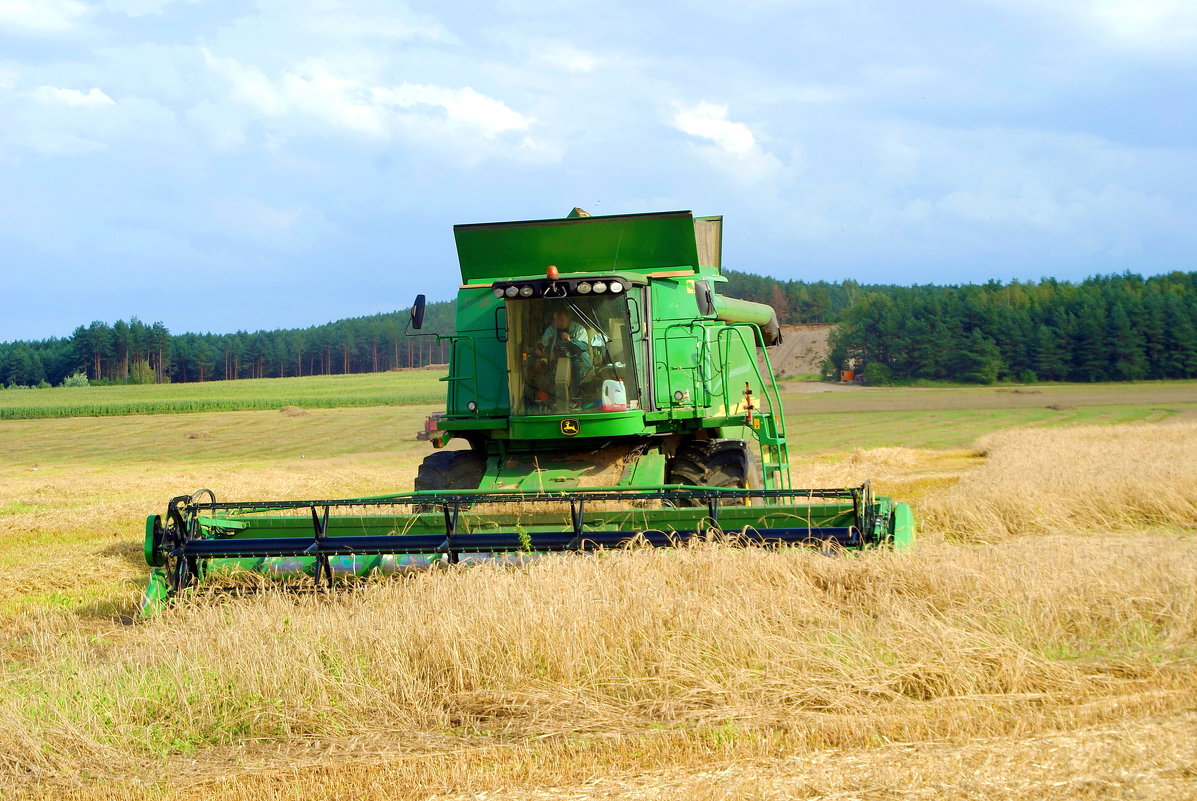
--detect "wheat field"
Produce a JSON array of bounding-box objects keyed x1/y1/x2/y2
[{"x1": 1, "y1": 384, "x2": 1195, "y2": 799}]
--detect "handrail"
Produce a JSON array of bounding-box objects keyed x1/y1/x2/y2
[
  {"x1": 657, "y1": 321, "x2": 710, "y2": 421},
  {"x1": 648, "y1": 321, "x2": 791, "y2": 489},
  {"x1": 713, "y1": 323, "x2": 792, "y2": 490}
]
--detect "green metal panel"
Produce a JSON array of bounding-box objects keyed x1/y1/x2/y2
[
  {"x1": 474, "y1": 448, "x2": 663, "y2": 491},
  {"x1": 440, "y1": 417, "x2": 507, "y2": 431},
  {"x1": 454, "y1": 211, "x2": 702, "y2": 282},
  {"x1": 650, "y1": 273, "x2": 705, "y2": 321},
  {"x1": 506, "y1": 411, "x2": 648, "y2": 442},
  {"x1": 444, "y1": 286, "x2": 509, "y2": 419},
  {"x1": 891, "y1": 503, "x2": 917, "y2": 550},
  {"x1": 138, "y1": 568, "x2": 169, "y2": 618},
  {"x1": 622, "y1": 450, "x2": 666, "y2": 485}
]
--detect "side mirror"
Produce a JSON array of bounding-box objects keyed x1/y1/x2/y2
[
  {"x1": 695, "y1": 280, "x2": 715, "y2": 317},
  {"x1": 410, "y1": 294, "x2": 426, "y2": 330}
]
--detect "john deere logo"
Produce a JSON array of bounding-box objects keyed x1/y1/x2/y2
[{"x1": 560, "y1": 418, "x2": 580, "y2": 436}]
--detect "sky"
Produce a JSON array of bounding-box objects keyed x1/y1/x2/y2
[{"x1": 1, "y1": 0, "x2": 1195, "y2": 341}]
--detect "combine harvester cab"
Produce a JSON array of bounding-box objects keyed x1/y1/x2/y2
[{"x1": 141, "y1": 209, "x2": 915, "y2": 616}]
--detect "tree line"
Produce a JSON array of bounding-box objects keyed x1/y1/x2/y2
[
  {"x1": 720, "y1": 270, "x2": 895, "y2": 324},
  {"x1": 827, "y1": 272, "x2": 1197, "y2": 383},
  {"x1": 7, "y1": 274, "x2": 865, "y2": 388},
  {"x1": 0, "y1": 302, "x2": 455, "y2": 388},
  {"x1": 3, "y1": 271, "x2": 1195, "y2": 388}
]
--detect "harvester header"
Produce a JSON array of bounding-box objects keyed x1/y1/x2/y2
[{"x1": 139, "y1": 207, "x2": 914, "y2": 616}]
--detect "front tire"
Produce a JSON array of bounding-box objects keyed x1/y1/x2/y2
[
  {"x1": 414, "y1": 449, "x2": 486, "y2": 492},
  {"x1": 666, "y1": 439, "x2": 761, "y2": 506}
]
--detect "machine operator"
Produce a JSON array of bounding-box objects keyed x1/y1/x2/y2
[{"x1": 540, "y1": 307, "x2": 593, "y2": 401}]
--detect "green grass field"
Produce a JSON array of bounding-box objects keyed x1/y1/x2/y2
[
  {"x1": 0, "y1": 371, "x2": 445, "y2": 419},
  {"x1": 779, "y1": 380, "x2": 1197, "y2": 453}
]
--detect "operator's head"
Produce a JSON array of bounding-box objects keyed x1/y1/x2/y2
[{"x1": 552, "y1": 309, "x2": 571, "y2": 329}]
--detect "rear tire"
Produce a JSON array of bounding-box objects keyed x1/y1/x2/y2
[{"x1": 666, "y1": 440, "x2": 761, "y2": 506}]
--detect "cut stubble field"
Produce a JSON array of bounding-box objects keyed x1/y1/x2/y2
[{"x1": 1, "y1": 377, "x2": 1195, "y2": 800}]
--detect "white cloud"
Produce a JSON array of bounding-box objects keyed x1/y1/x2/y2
[
  {"x1": 203, "y1": 50, "x2": 287, "y2": 116},
  {"x1": 203, "y1": 52, "x2": 388, "y2": 136},
  {"x1": 373, "y1": 83, "x2": 533, "y2": 136},
  {"x1": 674, "y1": 101, "x2": 758, "y2": 157},
  {"x1": 4, "y1": 89, "x2": 175, "y2": 158},
  {"x1": 204, "y1": 50, "x2": 535, "y2": 142},
  {"x1": 672, "y1": 101, "x2": 781, "y2": 181},
  {"x1": 30, "y1": 86, "x2": 116, "y2": 108},
  {"x1": 281, "y1": 60, "x2": 386, "y2": 136},
  {"x1": 0, "y1": 0, "x2": 87, "y2": 32}
]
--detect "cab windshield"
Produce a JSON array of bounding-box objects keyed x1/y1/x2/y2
[{"x1": 507, "y1": 294, "x2": 641, "y2": 416}]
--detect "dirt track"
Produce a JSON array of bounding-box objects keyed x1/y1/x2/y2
[{"x1": 779, "y1": 381, "x2": 1197, "y2": 412}]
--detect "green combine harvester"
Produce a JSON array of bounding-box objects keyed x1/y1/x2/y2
[{"x1": 140, "y1": 209, "x2": 915, "y2": 615}]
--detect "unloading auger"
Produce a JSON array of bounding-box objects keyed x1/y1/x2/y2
[{"x1": 140, "y1": 209, "x2": 915, "y2": 616}]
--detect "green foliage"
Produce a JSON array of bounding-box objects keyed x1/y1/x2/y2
[
  {"x1": 61, "y1": 371, "x2": 89, "y2": 387},
  {"x1": 721, "y1": 271, "x2": 888, "y2": 324},
  {"x1": 0, "y1": 300, "x2": 456, "y2": 387},
  {"x1": 830, "y1": 272, "x2": 1197, "y2": 385},
  {"x1": 958, "y1": 331, "x2": 1003, "y2": 384},
  {"x1": 515, "y1": 525, "x2": 532, "y2": 552},
  {"x1": 127, "y1": 358, "x2": 155, "y2": 385},
  {"x1": 4, "y1": 269, "x2": 1195, "y2": 390}
]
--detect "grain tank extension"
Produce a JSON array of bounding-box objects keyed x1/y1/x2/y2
[{"x1": 140, "y1": 209, "x2": 915, "y2": 614}]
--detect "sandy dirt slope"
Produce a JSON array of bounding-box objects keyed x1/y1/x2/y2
[{"x1": 766, "y1": 324, "x2": 833, "y2": 378}]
